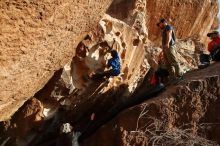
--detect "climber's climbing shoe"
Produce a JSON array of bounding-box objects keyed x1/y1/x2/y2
[{"x1": 198, "y1": 62, "x2": 210, "y2": 69}]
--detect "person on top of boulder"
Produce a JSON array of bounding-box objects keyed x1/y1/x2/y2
[
  {"x1": 207, "y1": 30, "x2": 220, "y2": 61},
  {"x1": 157, "y1": 18, "x2": 182, "y2": 81}
]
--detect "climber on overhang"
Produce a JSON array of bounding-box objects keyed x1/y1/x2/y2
[
  {"x1": 157, "y1": 18, "x2": 182, "y2": 82},
  {"x1": 207, "y1": 30, "x2": 220, "y2": 61},
  {"x1": 91, "y1": 39, "x2": 121, "y2": 80}
]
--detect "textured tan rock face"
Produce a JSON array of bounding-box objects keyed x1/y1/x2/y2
[
  {"x1": 0, "y1": 0, "x2": 113, "y2": 121},
  {"x1": 83, "y1": 63, "x2": 220, "y2": 146},
  {"x1": 39, "y1": 0, "x2": 207, "y2": 110},
  {"x1": 146, "y1": 0, "x2": 219, "y2": 43},
  {"x1": 69, "y1": 13, "x2": 148, "y2": 94},
  {"x1": 108, "y1": 0, "x2": 219, "y2": 43},
  {"x1": 1, "y1": 0, "x2": 218, "y2": 122},
  {"x1": 68, "y1": 0, "x2": 204, "y2": 99},
  {"x1": 0, "y1": 0, "x2": 219, "y2": 145}
]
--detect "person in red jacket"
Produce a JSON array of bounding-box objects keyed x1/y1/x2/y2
[{"x1": 207, "y1": 30, "x2": 220, "y2": 61}]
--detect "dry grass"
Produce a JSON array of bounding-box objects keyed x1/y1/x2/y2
[{"x1": 129, "y1": 104, "x2": 219, "y2": 146}]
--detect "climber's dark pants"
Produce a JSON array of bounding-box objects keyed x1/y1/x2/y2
[
  {"x1": 211, "y1": 48, "x2": 220, "y2": 61},
  {"x1": 199, "y1": 53, "x2": 211, "y2": 64},
  {"x1": 100, "y1": 70, "x2": 115, "y2": 78},
  {"x1": 92, "y1": 70, "x2": 119, "y2": 80}
]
